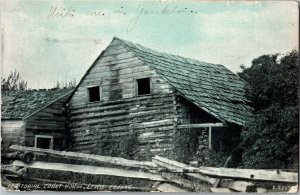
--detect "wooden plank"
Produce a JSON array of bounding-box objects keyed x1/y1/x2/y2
[
  {"x1": 178, "y1": 123, "x2": 224, "y2": 129},
  {"x1": 197, "y1": 166, "x2": 298, "y2": 183},
  {"x1": 153, "y1": 156, "x2": 298, "y2": 183},
  {"x1": 9, "y1": 145, "x2": 158, "y2": 170},
  {"x1": 152, "y1": 156, "x2": 216, "y2": 185},
  {"x1": 12, "y1": 160, "x2": 167, "y2": 182}
]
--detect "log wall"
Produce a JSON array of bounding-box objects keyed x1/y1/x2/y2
[
  {"x1": 25, "y1": 95, "x2": 69, "y2": 150},
  {"x1": 1, "y1": 120, "x2": 25, "y2": 151},
  {"x1": 68, "y1": 39, "x2": 177, "y2": 158}
]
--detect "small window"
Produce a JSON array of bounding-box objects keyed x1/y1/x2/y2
[
  {"x1": 35, "y1": 136, "x2": 53, "y2": 149},
  {"x1": 88, "y1": 86, "x2": 100, "y2": 102},
  {"x1": 137, "y1": 78, "x2": 151, "y2": 95}
]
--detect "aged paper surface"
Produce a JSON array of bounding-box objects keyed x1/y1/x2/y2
[{"x1": 1, "y1": 0, "x2": 299, "y2": 192}]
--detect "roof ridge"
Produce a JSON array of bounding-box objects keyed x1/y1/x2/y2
[
  {"x1": 117, "y1": 38, "x2": 215, "y2": 65},
  {"x1": 115, "y1": 37, "x2": 242, "y2": 80}
]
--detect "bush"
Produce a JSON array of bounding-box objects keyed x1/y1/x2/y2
[
  {"x1": 93, "y1": 129, "x2": 139, "y2": 160},
  {"x1": 238, "y1": 50, "x2": 299, "y2": 169}
]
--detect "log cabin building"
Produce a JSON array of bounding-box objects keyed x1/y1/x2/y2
[
  {"x1": 1, "y1": 89, "x2": 72, "y2": 152},
  {"x1": 66, "y1": 37, "x2": 253, "y2": 162}
]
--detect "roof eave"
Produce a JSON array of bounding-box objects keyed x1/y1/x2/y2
[{"x1": 22, "y1": 90, "x2": 73, "y2": 120}]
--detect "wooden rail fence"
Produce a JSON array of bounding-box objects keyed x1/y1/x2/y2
[{"x1": 1, "y1": 145, "x2": 298, "y2": 192}]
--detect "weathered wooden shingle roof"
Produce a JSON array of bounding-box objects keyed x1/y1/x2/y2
[
  {"x1": 116, "y1": 37, "x2": 253, "y2": 126},
  {"x1": 1, "y1": 88, "x2": 72, "y2": 120}
]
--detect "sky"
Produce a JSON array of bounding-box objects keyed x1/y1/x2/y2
[{"x1": 2, "y1": 0, "x2": 299, "y2": 89}]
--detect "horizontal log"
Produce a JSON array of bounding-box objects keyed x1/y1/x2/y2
[
  {"x1": 71, "y1": 129, "x2": 173, "y2": 141},
  {"x1": 71, "y1": 113, "x2": 174, "y2": 127},
  {"x1": 26, "y1": 121, "x2": 65, "y2": 126},
  {"x1": 152, "y1": 156, "x2": 216, "y2": 185},
  {"x1": 9, "y1": 145, "x2": 158, "y2": 170},
  {"x1": 70, "y1": 109, "x2": 128, "y2": 121},
  {"x1": 12, "y1": 160, "x2": 166, "y2": 182},
  {"x1": 26, "y1": 116, "x2": 65, "y2": 122},
  {"x1": 197, "y1": 166, "x2": 298, "y2": 183},
  {"x1": 70, "y1": 124, "x2": 174, "y2": 138},
  {"x1": 69, "y1": 121, "x2": 130, "y2": 133},
  {"x1": 70, "y1": 93, "x2": 175, "y2": 109},
  {"x1": 177, "y1": 123, "x2": 224, "y2": 129},
  {"x1": 71, "y1": 144, "x2": 95, "y2": 151},
  {"x1": 25, "y1": 126, "x2": 66, "y2": 131},
  {"x1": 153, "y1": 156, "x2": 298, "y2": 183}
]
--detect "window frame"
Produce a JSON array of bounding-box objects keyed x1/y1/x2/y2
[
  {"x1": 34, "y1": 135, "x2": 54, "y2": 149},
  {"x1": 87, "y1": 85, "x2": 101, "y2": 103},
  {"x1": 135, "y1": 77, "x2": 152, "y2": 96}
]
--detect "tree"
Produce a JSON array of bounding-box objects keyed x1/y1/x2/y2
[
  {"x1": 238, "y1": 50, "x2": 299, "y2": 169},
  {"x1": 53, "y1": 78, "x2": 77, "y2": 89},
  {"x1": 1, "y1": 69, "x2": 28, "y2": 92}
]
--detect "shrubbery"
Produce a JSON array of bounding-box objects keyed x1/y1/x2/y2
[
  {"x1": 93, "y1": 130, "x2": 139, "y2": 160},
  {"x1": 238, "y1": 50, "x2": 299, "y2": 169}
]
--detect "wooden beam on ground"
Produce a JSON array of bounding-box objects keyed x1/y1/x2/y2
[
  {"x1": 152, "y1": 156, "x2": 216, "y2": 185},
  {"x1": 9, "y1": 145, "x2": 157, "y2": 170},
  {"x1": 197, "y1": 166, "x2": 298, "y2": 183},
  {"x1": 12, "y1": 160, "x2": 167, "y2": 182},
  {"x1": 154, "y1": 156, "x2": 253, "y2": 192},
  {"x1": 153, "y1": 156, "x2": 298, "y2": 183},
  {"x1": 177, "y1": 123, "x2": 224, "y2": 129}
]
